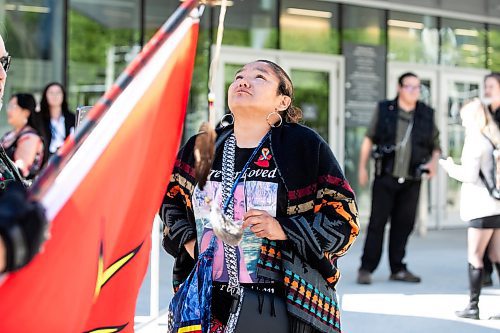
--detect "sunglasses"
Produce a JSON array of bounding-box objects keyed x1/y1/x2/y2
[
  {"x1": 0, "y1": 55, "x2": 11, "y2": 72},
  {"x1": 401, "y1": 84, "x2": 421, "y2": 92}
]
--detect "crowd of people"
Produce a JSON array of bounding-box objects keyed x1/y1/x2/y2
[
  {"x1": 161, "y1": 61, "x2": 500, "y2": 332},
  {"x1": 160, "y1": 64, "x2": 500, "y2": 331},
  {"x1": 355, "y1": 71, "x2": 500, "y2": 321},
  {"x1": 0, "y1": 21, "x2": 499, "y2": 332},
  {"x1": 0, "y1": 82, "x2": 75, "y2": 180}
]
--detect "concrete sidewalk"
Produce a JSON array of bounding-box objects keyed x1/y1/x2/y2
[
  {"x1": 136, "y1": 228, "x2": 500, "y2": 332},
  {"x1": 338, "y1": 227, "x2": 500, "y2": 333}
]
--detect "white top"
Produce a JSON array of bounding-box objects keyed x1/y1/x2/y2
[
  {"x1": 49, "y1": 116, "x2": 66, "y2": 153},
  {"x1": 444, "y1": 130, "x2": 500, "y2": 221}
]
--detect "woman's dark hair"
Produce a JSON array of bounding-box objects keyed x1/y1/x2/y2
[
  {"x1": 11, "y1": 93, "x2": 37, "y2": 128},
  {"x1": 485, "y1": 72, "x2": 500, "y2": 86},
  {"x1": 398, "y1": 72, "x2": 419, "y2": 86},
  {"x1": 12, "y1": 93, "x2": 36, "y2": 114},
  {"x1": 39, "y1": 82, "x2": 71, "y2": 121},
  {"x1": 256, "y1": 59, "x2": 302, "y2": 123}
]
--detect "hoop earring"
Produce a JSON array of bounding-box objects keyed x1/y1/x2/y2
[
  {"x1": 219, "y1": 113, "x2": 234, "y2": 128},
  {"x1": 266, "y1": 111, "x2": 283, "y2": 128}
]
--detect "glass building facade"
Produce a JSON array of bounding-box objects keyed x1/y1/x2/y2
[{"x1": 2, "y1": 0, "x2": 500, "y2": 227}]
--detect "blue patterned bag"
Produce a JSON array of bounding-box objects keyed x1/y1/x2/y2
[{"x1": 167, "y1": 237, "x2": 216, "y2": 333}]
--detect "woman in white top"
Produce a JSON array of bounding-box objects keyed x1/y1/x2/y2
[
  {"x1": 37, "y1": 82, "x2": 75, "y2": 165},
  {"x1": 440, "y1": 99, "x2": 500, "y2": 320}
]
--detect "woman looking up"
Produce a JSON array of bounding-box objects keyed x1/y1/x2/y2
[{"x1": 161, "y1": 60, "x2": 359, "y2": 333}]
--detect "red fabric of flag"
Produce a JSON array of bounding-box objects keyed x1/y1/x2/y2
[{"x1": 0, "y1": 7, "x2": 199, "y2": 333}]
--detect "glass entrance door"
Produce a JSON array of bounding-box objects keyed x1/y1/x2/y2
[
  {"x1": 280, "y1": 53, "x2": 343, "y2": 164},
  {"x1": 216, "y1": 46, "x2": 344, "y2": 165},
  {"x1": 437, "y1": 70, "x2": 488, "y2": 228}
]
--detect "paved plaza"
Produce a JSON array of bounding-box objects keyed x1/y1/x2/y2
[{"x1": 135, "y1": 227, "x2": 500, "y2": 333}]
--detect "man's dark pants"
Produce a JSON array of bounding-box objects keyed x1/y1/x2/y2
[{"x1": 360, "y1": 173, "x2": 421, "y2": 274}]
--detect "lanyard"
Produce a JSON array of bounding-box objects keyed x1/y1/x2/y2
[
  {"x1": 397, "y1": 118, "x2": 414, "y2": 150},
  {"x1": 221, "y1": 131, "x2": 270, "y2": 212}
]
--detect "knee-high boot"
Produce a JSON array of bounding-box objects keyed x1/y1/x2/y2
[
  {"x1": 489, "y1": 263, "x2": 500, "y2": 320},
  {"x1": 455, "y1": 263, "x2": 482, "y2": 320}
]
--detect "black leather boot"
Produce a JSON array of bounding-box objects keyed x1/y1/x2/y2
[
  {"x1": 482, "y1": 253, "x2": 493, "y2": 287},
  {"x1": 455, "y1": 263, "x2": 482, "y2": 320},
  {"x1": 489, "y1": 263, "x2": 500, "y2": 320}
]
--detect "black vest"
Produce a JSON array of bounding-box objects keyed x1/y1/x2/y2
[{"x1": 372, "y1": 99, "x2": 435, "y2": 177}]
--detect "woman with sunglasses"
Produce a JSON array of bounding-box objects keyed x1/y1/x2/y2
[
  {"x1": 162, "y1": 60, "x2": 359, "y2": 333},
  {"x1": 38, "y1": 82, "x2": 75, "y2": 163},
  {"x1": 0, "y1": 93, "x2": 44, "y2": 180}
]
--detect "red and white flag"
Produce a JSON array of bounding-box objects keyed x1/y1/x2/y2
[{"x1": 0, "y1": 1, "x2": 200, "y2": 332}]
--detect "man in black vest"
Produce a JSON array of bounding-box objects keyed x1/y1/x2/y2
[{"x1": 357, "y1": 72, "x2": 441, "y2": 284}]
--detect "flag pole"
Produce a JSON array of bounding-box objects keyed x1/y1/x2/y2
[
  {"x1": 29, "y1": 0, "x2": 201, "y2": 201},
  {"x1": 193, "y1": 0, "x2": 229, "y2": 189}
]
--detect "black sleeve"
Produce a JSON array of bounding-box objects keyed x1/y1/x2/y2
[{"x1": 159, "y1": 138, "x2": 197, "y2": 257}]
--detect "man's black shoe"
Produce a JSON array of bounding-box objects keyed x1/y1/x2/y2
[
  {"x1": 357, "y1": 269, "x2": 372, "y2": 284},
  {"x1": 389, "y1": 269, "x2": 421, "y2": 283}
]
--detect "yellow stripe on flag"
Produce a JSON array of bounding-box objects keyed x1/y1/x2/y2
[{"x1": 178, "y1": 324, "x2": 202, "y2": 333}]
